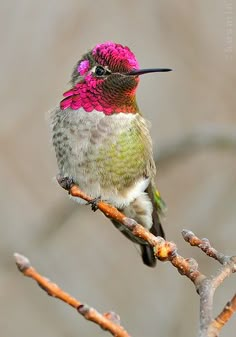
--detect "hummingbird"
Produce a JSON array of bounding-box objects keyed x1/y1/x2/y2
[{"x1": 50, "y1": 41, "x2": 171, "y2": 267}]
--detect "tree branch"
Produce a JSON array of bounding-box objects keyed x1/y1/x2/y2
[
  {"x1": 14, "y1": 178, "x2": 236, "y2": 337},
  {"x1": 14, "y1": 253, "x2": 130, "y2": 337},
  {"x1": 210, "y1": 293, "x2": 236, "y2": 334}
]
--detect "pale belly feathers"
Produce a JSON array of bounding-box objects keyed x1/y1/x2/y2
[{"x1": 50, "y1": 108, "x2": 155, "y2": 209}]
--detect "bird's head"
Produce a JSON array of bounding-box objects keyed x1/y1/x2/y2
[{"x1": 60, "y1": 41, "x2": 171, "y2": 114}]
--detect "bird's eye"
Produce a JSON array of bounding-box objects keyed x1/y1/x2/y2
[{"x1": 94, "y1": 66, "x2": 110, "y2": 77}]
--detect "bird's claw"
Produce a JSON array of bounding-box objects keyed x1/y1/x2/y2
[
  {"x1": 56, "y1": 174, "x2": 74, "y2": 191},
  {"x1": 87, "y1": 196, "x2": 101, "y2": 212}
]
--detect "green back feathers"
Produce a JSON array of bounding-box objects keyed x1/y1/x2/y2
[{"x1": 153, "y1": 188, "x2": 167, "y2": 215}]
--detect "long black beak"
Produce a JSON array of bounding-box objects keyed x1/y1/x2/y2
[{"x1": 127, "y1": 68, "x2": 172, "y2": 76}]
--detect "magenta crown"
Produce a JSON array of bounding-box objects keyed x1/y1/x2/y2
[{"x1": 92, "y1": 41, "x2": 139, "y2": 72}]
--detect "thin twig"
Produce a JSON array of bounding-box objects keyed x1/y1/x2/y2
[
  {"x1": 182, "y1": 230, "x2": 229, "y2": 265},
  {"x1": 182, "y1": 231, "x2": 236, "y2": 337},
  {"x1": 211, "y1": 293, "x2": 236, "y2": 333},
  {"x1": 14, "y1": 253, "x2": 130, "y2": 337}
]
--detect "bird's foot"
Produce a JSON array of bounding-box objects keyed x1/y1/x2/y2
[
  {"x1": 56, "y1": 174, "x2": 75, "y2": 191},
  {"x1": 86, "y1": 196, "x2": 101, "y2": 212}
]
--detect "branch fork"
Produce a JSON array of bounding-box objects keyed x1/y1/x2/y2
[{"x1": 14, "y1": 177, "x2": 236, "y2": 337}]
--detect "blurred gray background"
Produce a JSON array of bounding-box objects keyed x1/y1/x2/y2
[{"x1": 1, "y1": 1, "x2": 235, "y2": 336}]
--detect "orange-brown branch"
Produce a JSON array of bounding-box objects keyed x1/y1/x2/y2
[
  {"x1": 14, "y1": 253, "x2": 130, "y2": 337},
  {"x1": 183, "y1": 230, "x2": 226, "y2": 265},
  {"x1": 70, "y1": 185, "x2": 127, "y2": 223},
  {"x1": 67, "y1": 183, "x2": 207, "y2": 284},
  {"x1": 212, "y1": 293, "x2": 236, "y2": 332}
]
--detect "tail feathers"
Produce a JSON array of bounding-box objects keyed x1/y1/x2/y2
[
  {"x1": 141, "y1": 184, "x2": 166, "y2": 267},
  {"x1": 140, "y1": 217, "x2": 165, "y2": 267},
  {"x1": 141, "y1": 245, "x2": 157, "y2": 267}
]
